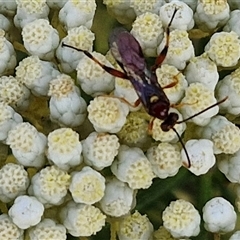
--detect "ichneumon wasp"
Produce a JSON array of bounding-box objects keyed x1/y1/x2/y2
[{"x1": 62, "y1": 8, "x2": 227, "y2": 168}]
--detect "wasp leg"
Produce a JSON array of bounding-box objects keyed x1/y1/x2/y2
[
  {"x1": 102, "y1": 94, "x2": 141, "y2": 108},
  {"x1": 151, "y1": 8, "x2": 178, "y2": 71},
  {"x1": 62, "y1": 43, "x2": 130, "y2": 80}
]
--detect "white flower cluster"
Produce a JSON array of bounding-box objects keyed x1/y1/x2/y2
[{"x1": 1, "y1": 0, "x2": 240, "y2": 239}]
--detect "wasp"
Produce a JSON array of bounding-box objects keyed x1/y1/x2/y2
[{"x1": 62, "y1": 8, "x2": 226, "y2": 167}]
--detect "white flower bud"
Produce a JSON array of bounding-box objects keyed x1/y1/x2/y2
[
  {"x1": 48, "y1": 74, "x2": 87, "y2": 128},
  {"x1": 9, "y1": 195, "x2": 44, "y2": 230},
  {"x1": 182, "y1": 139, "x2": 216, "y2": 176},
  {"x1": 99, "y1": 177, "x2": 135, "y2": 217},
  {"x1": 22, "y1": 19, "x2": 59, "y2": 60},
  {"x1": 6, "y1": 122, "x2": 47, "y2": 168},
  {"x1": 14, "y1": 0, "x2": 49, "y2": 28},
  {"x1": 117, "y1": 211, "x2": 153, "y2": 240},
  {"x1": 203, "y1": 197, "x2": 237, "y2": 233},
  {"x1": 59, "y1": 0, "x2": 96, "y2": 30}
]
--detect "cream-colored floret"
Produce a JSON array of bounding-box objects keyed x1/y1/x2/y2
[
  {"x1": 0, "y1": 214, "x2": 23, "y2": 240},
  {"x1": 0, "y1": 163, "x2": 29, "y2": 203},
  {"x1": 118, "y1": 211, "x2": 154, "y2": 240},
  {"x1": 130, "y1": 12, "x2": 163, "y2": 56},
  {"x1": 61, "y1": 201, "x2": 106, "y2": 237},
  {"x1": 158, "y1": 29, "x2": 194, "y2": 70},
  {"x1": 156, "y1": 64, "x2": 188, "y2": 103},
  {"x1": 147, "y1": 143, "x2": 182, "y2": 178},
  {"x1": 111, "y1": 145, "x2": 154, "y2": 189},
  {"x1": 180, "y1": 82, "x2": 219, "y2": 126},
  {"x1": 22, "y1": 19, "x2": 59, "y2": 60},
  {"x1": 47, "y1": 128, "x2": 82, "y2": 170},
  {"x1": 0, "y1": 76, "x2": 30, "y2": 109},
  {"x1": 88, "y1": 96, "x2": 129, "y2": 133},
  {"x1": 82, "y1": 132, "x2": 120, "y2": 170},
  {"x1": 77, "y1": 51, "x2": 115, "y2": 96},
  {"x1": 130, "y1": 0, "x2": 163, "y2": 16},
  {"x1": 30, "y1": 165, "x2": 70, "y2": 206},
  {"x1": 69, "y1": 166, "x2": 105, "y2": 204},
  {"x1": 27, "y1": 218, "x2": 66, "y2": 240},
  {"x1": 16, "y1": 0, "x2": 47, "y2": 14},
  {"x1": 205, "y1": 31, "x2": 240, "y2": 67},
  {"x1": 48, "y1": 74, "x2": 75, "y2": 98},
  {"x1": 117, "y1": 112, "x2": 151, "y2": 150},
  {"x1": 163, "y1": 199, "x2": 200, "y2": 238}
]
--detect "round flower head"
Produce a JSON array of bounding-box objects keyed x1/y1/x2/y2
[
  {"x1": 0, "y1": 214, "x2": 24, "y2": 240},
  {"x1": 130, "y1": 0, "x2": 164, "y2": 16},
  {"x1": 15, "y1": 55, "x2": 60, "y2": 96},
  {"x1": 6, "y1": 122, "x2": 47, "y2": 168},
  {"x1": 0, "y1": 102, "x2": 23, "y2": 142},
  {"x1": 230, "y1": 231, "x2": 240, "y2": 240},
  {"x1": 198, "y1": 115, "x2": 240, "y2": 154},
  {"x1": 103, "y1": 0, "x2": 135, "y2": 24},
  {"x1": 0, "y1": 75, "x2": 30, "y2": 110},
  {"x1": 60, "y1": 201, "x2": 106, "y2": 237},
  {"x1": 181, "y1": 139, "x2": 216, "y2": 175},
  {"x1": 99, "y1": 177, "x2": 135, "y2": 217},
  {"x1": 204, "y1": 31, "x2": 240, "y2": 67},
  {"x1": 162, "y1": 199, "x2": 201, "y2": 238},
  {"x1": 0, "y1": 163, "x2": 29, "y2": 203},
  {"x1": 69, "y1": 166, "x2": 105, "y2": 204},
  {"x1": 114, "y1": 77, "x2": 141, "y2": 112},
  {"x1": 117, "y1": 111, "x2": 151, "y2": 150},
  {"x1": 56, "y1": 26, "x2": 95, "y2": 73},
  {"x1": 151, "y1": 108, "x2": 186, "y2": 143},
  {"x1": 0, "y1": 14, "x2": 10, "y2": 32},
  {"x1": 117, "y1": 211, "x2": 154, "y2": 240},
  {"x1": 27, "y1": 218, "x2": 66, "y2": 240},
  {"x1": 202, "y1": 197, "x2": 237, "y2": 233},
  {"x1": 29, "y1": 165, "x2": 70, "y2": 207},
  {"x1": 223, "y1": 10, "x2": 240, "y2": 36},
  {"x1": 111, "y1": 145, "x2": 154, "y2": 189},
  {"x1": 22, "y1": 19, "x2": 59, "y2": 60},
  {"x1": 0, "y1": 29, "x2": 16, "y2": 76},
  {"x1": 184, "y1": 53, "x2": 218, "y2": 91},
  {"x1": 130, "y1": 12, "x2": 163, "y2": 57},
  {"x1": 77, "y1": 51, "x2": 115, "y2": 96},
  {"x1": 180, "y1": 82, "x2": 219, "y2": 126},
  {"x1": 157, "y1": 29, "x2": 194, "y2": 70},
  {"x1": 59, "y1": 0, "x2": 96, "y2": 30},
  {"x1": 156, "y1": 64, "x2": 188, "y2": 104},
  {"x1": 46, "y1": 128, "x2": 83, "y2": 171},
  {"x1": 9, "y1": 195, "x2": 44, "y2": 230},
  {"x1": 217, "y1": 150, "x2": 240, "y2": 183},
  {"x1": 147, "y1": 142, "x2": 182, "y2": 178},
  {"x1": 48, "y1": 74, "x2": 87, "y2": 127},
  {"x1": 194, "y1": 0, "x2": 230, "y2": 31},
  {"x1": 14, "y1": 0, "x2": 49, "y2": 28},
  {"x1": 87, "y1": 96, "x2": 129, "y2": 133},
  {"x1": 160, "y1": 1, "x2": 194, "y2": 30},
  {"x1": 82, "y1": 132, "x2": 120, "y2": 170},
  {"x1": 216, "y1": 67, "x2": 240, "y2": 115}
]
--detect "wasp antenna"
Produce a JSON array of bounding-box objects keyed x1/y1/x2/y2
[
  {"x1": 176, "y1": 97, "x2": 228, "y2": 124},
  {"x1": 172, "y1": 127, "x2": 191, "y2": 168}
]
